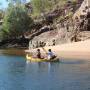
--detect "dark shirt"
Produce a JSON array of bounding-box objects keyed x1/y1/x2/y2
[{"x1": 37, "y1": 52, "x2": 41, "y2": 58}]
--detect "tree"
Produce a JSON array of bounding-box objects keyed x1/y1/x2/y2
[
  {"x1": 2, "y1": 3, "x2": 33, "y2": 39},
  {"x1": 31, "y1": 0, "x2": 52, "y2": 16}
]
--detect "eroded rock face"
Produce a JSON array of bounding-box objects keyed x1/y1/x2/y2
[{"x1": 86, "y1": 12, "x2": 90, "y2": 30}]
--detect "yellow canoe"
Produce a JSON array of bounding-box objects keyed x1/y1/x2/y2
[{"x1": 26, "y1": 54, "x2": 59, "y2": 62}]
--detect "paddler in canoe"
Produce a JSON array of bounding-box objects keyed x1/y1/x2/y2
[
  {"x1": 36, "y1": 48, "x2": 57, "y2": 60},
  {"x1": 36, "y1": 49, "x2": 44, "y2": 59},
  {"x1": 26, "y1": 48, "x2": 58, "y2": 62},
  {"x1": 47, "y1": 49, "x2": 56, "y2": 60}
]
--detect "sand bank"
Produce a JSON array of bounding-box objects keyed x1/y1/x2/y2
[{"x1": 25, "y1": 40, "x2": 90, "y2": 60}]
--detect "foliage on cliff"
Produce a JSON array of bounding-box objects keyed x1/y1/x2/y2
[{"x1": 31, "y1": 0, "x2": 77, "y2": 17}]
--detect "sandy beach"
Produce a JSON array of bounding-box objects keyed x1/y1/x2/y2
[{"x1": 25, "y1": 40, "x2": 90, "y2": 60}]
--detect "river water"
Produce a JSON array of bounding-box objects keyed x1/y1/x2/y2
[{"x1": 0, "y1": 54, "x2": 90, "y2": 90}]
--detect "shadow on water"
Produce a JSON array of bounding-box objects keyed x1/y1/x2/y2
[
  {"x1": 0, "y1": 49, "x2": 25, "y2": 56},
  {"x1": 26, "y1": 58, "x2": 86, "y2": 67}
]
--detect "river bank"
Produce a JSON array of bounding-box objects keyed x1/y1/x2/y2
[{"x1": 25, "y1": 40, "x2": 90, "y2": 60}]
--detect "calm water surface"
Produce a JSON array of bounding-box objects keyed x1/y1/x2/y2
[{"x1": 0, "y1": 55, "x2": 90, "y2": 90}]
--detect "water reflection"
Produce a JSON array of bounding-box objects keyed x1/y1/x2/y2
[
  {"x1": 25, "y1": 59, "x2": 85, "y2": 74},
  {"x1": 25, "y1": 62, "x2": 50, "y2": 73},
  {"x1": 25, "y1": 62, "x2": 61, "y2": 74}
]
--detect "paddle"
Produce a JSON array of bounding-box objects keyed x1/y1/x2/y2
[
  {"x1": 41, "y1": 47, "x2": 49, "y2": 60},
  {"x1": 41, "y1": 47, "x2": 48, "y2": 54}
]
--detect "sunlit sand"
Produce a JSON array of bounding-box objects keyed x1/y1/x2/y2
[{"x1": 25, "y1": 40, "x2": 90, "y2": 60}]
